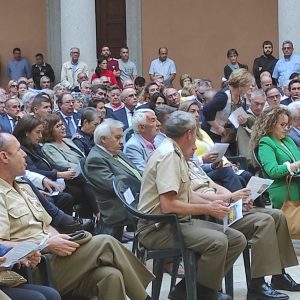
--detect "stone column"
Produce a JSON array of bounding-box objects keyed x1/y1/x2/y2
[
  {"x1": 126, "y1": 0, "x2": 142, "y2": 75},
  {"x1": 60, "y1": 0, "x2": 97, "y2": 77},
  {"x1": 278, "y1": 0, "x2": 300, "y2": 56}
]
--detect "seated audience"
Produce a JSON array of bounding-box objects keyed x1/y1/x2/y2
[
  {"x1": 137, "y1": 82, "x2": 160, "y2": 106},
  {"x1": 7, "y1": 80, "x2": 18, "y2": 99},
  {"x1": 164, "y1": 87, "x2": 180, "y2": 108},
  {"x1": 134, "y1": 76, "x2": 146, "y2": 97},
  {"x1": 13, "y1": 115, "x2": 74, "y2": 215},
  {"x1": 287, "y1": 101, "x2": 300, "y2": 149},
  {"x1": 89, "y1": 97, "x2": 107, "y2": 118},
  {"x1": 123, "y1": 109, "x2": 160, "y2": 172},
  {"x1": 17, "y1": 80, "x2": 28, "y2": 102},
  {"x1": 41, "y1": 113, "x2": 99, "y2": 218},
  {"x1": 249, "y1": 106, "x2": 300, "y2": 208},
  {"x1": 237, "y1": 89, "x2": 266, "y2": 157},
  {"x1": 31, "y1": 93, "x2": 52, "y2": 119},
  {"x1": 138, "y1": 111, "x2": 245, "y2": 300},
  {"x1": 188, "y1": 159, "x2": 300, "y2": 300},
  {"x1": 180, "y1": 99, "x2": 252, "y2": 191},
  {"x1": 72, "y1": 107, "x2": 101, "y2": 155},
  {"x1": 57, "y1": 93, "x2": 81, "y2": 138},
  {"x1": 265, "y1": 86, "x2": 282, "y2": 107},
  {"x1": 105, "y1": 85, "x2": 124, "y2": 111},
  {"x1": 0, "y1": 98, "x2": 21, "y2": 133},
  {"x1": 82, "y1": 119, "x2": 141, "y2": 240},
  {"x1": 0, "y1": 132, "x2": 154, "y2": 299},
  {"x1": 281, "y1": 79, "x2": 300, "y2": 105},
  {"x1": 138, "y1": 92, "x2": 167, "y2": 110}
]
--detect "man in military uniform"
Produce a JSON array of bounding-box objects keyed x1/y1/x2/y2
[{"x1": 0, "y1": 132, "x2": 153, "y2": 300}]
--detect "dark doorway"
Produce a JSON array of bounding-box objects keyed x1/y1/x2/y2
[{"x1": 95, "y1": 0, "x2": 127, "y2": 59}]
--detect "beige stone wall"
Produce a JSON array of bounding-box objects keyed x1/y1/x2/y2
[
  {"x1": 0, "y1": 0, "x2": 47, "y2": 87},
  {"x1": 141, "y1": 0, "x2": 278, "y2": 88}
]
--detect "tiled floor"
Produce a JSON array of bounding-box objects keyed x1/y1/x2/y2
[{"x1": 139, "y1": 240, "x2": 300, "y2": 300}]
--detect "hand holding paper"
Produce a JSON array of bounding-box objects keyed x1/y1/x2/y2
[{"x1": 228, "y1": 107, "x2": 248, "y2": 128}]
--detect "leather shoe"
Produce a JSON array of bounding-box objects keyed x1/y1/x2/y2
[
  {"x1": 168, "y1": 278, "x2": 186, "y2": 300},
  {"x1": 271, "y1": 273, "x2": 300, "y2": 291},
  {"x1": 247, "y1": 283, "x2": 289, "y2": 300},
  {"x1": 58, "y1": 218, "x2": 93, "y2": 234}
]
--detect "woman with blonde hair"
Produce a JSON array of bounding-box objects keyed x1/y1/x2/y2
[
  {"x1": 249, "y1": 106, "x2": 300, "y2": 208},
  {"x1": 203, "y1": 68, "x2": 255, "y2": 155}
]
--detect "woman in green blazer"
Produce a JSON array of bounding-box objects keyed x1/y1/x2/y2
[{"x1": 250, "y1": 106, "x2": 300, "y2": 208}]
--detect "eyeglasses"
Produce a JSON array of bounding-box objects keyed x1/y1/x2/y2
[
  {"x1": 11, "y1": 105, "x2": 20, "y2": 109},
  {"x1": 63, "y1": 100, "x2": 75, "y2": 104},
  {"x1": 10, "y1": 85, "x2": 17, "y2": 88},
  {"x1": 42, "y1": 81, "x2": 50, "y2": 84},
  {"x1": 279, "y1": 123, "x2": 290, "y2": 129},
  {"x1": 291, "y1": 87, "x2": 300, "y2": 90},
  {"x1": 167, "y1": 92, "x2": 179, "y2": 99},
  {"x1": 55, "y1": 123, "x2": 65, "y2": 128},
  {"x1": 71, "y1": 52, "x2": 79, "y2": 54}
]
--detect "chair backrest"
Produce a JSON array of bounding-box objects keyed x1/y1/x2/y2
[
  {"x1": 113, "y1": 175, "x2": 184, "y2": 250},
  {"x1": 252, "y1": 148, "x2": 263, "y2": 171}
]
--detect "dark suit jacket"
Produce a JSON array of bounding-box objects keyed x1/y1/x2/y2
[
  {"x1": 0, "y1": 114, "x2": 14, "y2": 133},
  {"x1": 81, "y1": 145, "x2": 141, "y2": 225},
  {"x1": 108, "y1": 107, "x2": 129, "y2": 130},
  {"x1": 281, "y1": 97, "x2": 293, "y2": 106},
  {"x1": 58, "y1": 111, "x2": 81, "y2": 138},
  {"x1": 288, "y1": 127, "x2": 300, "y2": 150}
]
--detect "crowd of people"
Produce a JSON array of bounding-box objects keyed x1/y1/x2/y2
[{"x1": 0, "y1": 40, "x2": 300, "y2": 300}]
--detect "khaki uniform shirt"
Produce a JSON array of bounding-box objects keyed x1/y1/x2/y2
[
  {"x1": 138, "y1": 138, "x2": 190, "y2": 215},
  {"x1": 0, "y1": 178, "x2": 52, "y2": 243},
  {"x1": 188, "y1": 160, "x2": 216, "y2": 194}
]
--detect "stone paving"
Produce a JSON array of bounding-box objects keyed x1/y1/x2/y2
[{"x1": 138, "y1": 240, "x2": 300, "y2": 300}]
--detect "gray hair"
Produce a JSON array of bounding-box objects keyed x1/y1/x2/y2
[
  {"x1": 53, "y1": 83, "x2": 65, "y2": 93},
  {"x1": 282, "y1": 40, "x2": 293, "y2": 48},
  {"x1": 166, "y1": 111, "x2": 196, "y2": 139},
  {"x1": 288, "y1": 101, "x2": 300, "y2": 118},
  {"x1": 70, "y1": 47, "x2": 80, "y2": 53},
  {"x1": 81, "y1": 81, "x2": 91, "y2": 89},
  {"x1": 40, "y1": 76, "x2": 50, "y2": 85},
  {"x1": 193, "y1": 80, "x2": 210, "y2": 89},
  {"x1": 250, "y1": 89, "x2": 266, "y2": 100},
  {"x1": 22, "y1": 91, "x2": 39, "y2": 105},
  {"x1": 203, "y1": 88, "x2": 217, "y2": 100},
  {"x1": 131, "y1": 109, "x2": 153, "y2": 133},
  {"x1": 155, "y1": 104, "x2": 177, "y2": 124},
  {"x1": 93, "y1": 118, "x2": 124, "y2": 144}
]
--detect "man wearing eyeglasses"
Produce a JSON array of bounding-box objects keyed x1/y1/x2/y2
[
  {"x1": 32, "y1": 53, "x2": 55, "y2": 89},
  {"x1": 265, "y1": 86, "x2": 283, "y2": 108},
  {"x1": 61, "y1": 47, "x2": 88, "y2": 89},
  {"x1": 272, "y1": 40, "x2": 300, "y2": 88},
  {"x1": 0, "y1": 98, "x2": 21, "y2": 133}
]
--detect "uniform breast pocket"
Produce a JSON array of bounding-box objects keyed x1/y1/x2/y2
[
  {"x1": 8, "y1": 206, "x2": 30, "y2": 226},
  {"x1": 181, "y1": 173, "x2": 190, "y2": 183}
]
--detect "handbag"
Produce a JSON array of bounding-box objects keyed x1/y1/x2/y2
[
  {"x1": 0, "y1": 270, "x2": 27, "y2": 287},
  {"x1": 281, "y1": 176, "x2": 300, "y2": 239}
]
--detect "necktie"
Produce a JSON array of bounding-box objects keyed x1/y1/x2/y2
[
  {"x1": 10, "y1": 118, "x2": 16, "y2": 132},
  {"x1": 129, "y1": 110, "x2": 134, "y2": 116},
  {"x1": 115, "y1": 156, "x2": 142, "y2": 181},
  {"x1": 66, "y1": 116, "x2": 76, "y2": 136}
]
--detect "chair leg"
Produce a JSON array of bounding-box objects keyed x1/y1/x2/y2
[
  {"x1": 169, "y1": 257, "x2": 181, "y2": 293},
  {"x1": 151, "y1": 258, "x2": 164, "y2": 300},
  {"x1": 182, "y1": 250, "x2": 197, "y2": 300},
  {"x1": 225, "y1": 267, "x2": 234, "y2": 298},
  {"x1": 243, "y1": 244, "x2": 251, "y2": 288}
]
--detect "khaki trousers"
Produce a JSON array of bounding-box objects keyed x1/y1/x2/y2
[
  {"x1": 138, "y1": 218, "x2": 247, "y2": 290},
  {"x1": 48, "y1": 235, "x2": 154, "y2": 300},
  {"x1": 231, "y1": 207, "x2": 298, "y2": 278},
  {"x1": 0, "y1": 290, "x2": 11, "y2": 300}
]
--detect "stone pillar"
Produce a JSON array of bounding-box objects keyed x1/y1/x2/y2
[
  {"x1": 278, "y1": 0, "x2": 300, "y2": 56},
  {"x1": 45, "y1": 0, "x2": 62, "y2": 84},
  {"x1": 126, "y1": 0, "x2": 142, "y2": 75},
  {"x1": 60, "y1": 0, "x2": 97, "y2": 77}
]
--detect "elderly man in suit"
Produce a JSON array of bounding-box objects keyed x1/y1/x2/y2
[
  {"x1": 107, "y1": 88, "x2": 138, "y2": 130},
  {"x1": 288, "y1": 101, "x2": 300, "y2": 149},
  {"x1": 0, "y1": 98, "x2": 21, "y2": 133},
  {"x1": 57, "y1": 93, "x2": 81, "y2": 138},
  {"x1": 123, "y1": 109, "x2": 160, "y2": 172},
  {"x1": 81, "y1": 118, "x2": 142, "y2": 240}
]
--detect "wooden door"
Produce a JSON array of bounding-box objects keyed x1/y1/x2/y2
[{"x1": 95, "y1": 0, "x2": 127, "y2": 59}]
